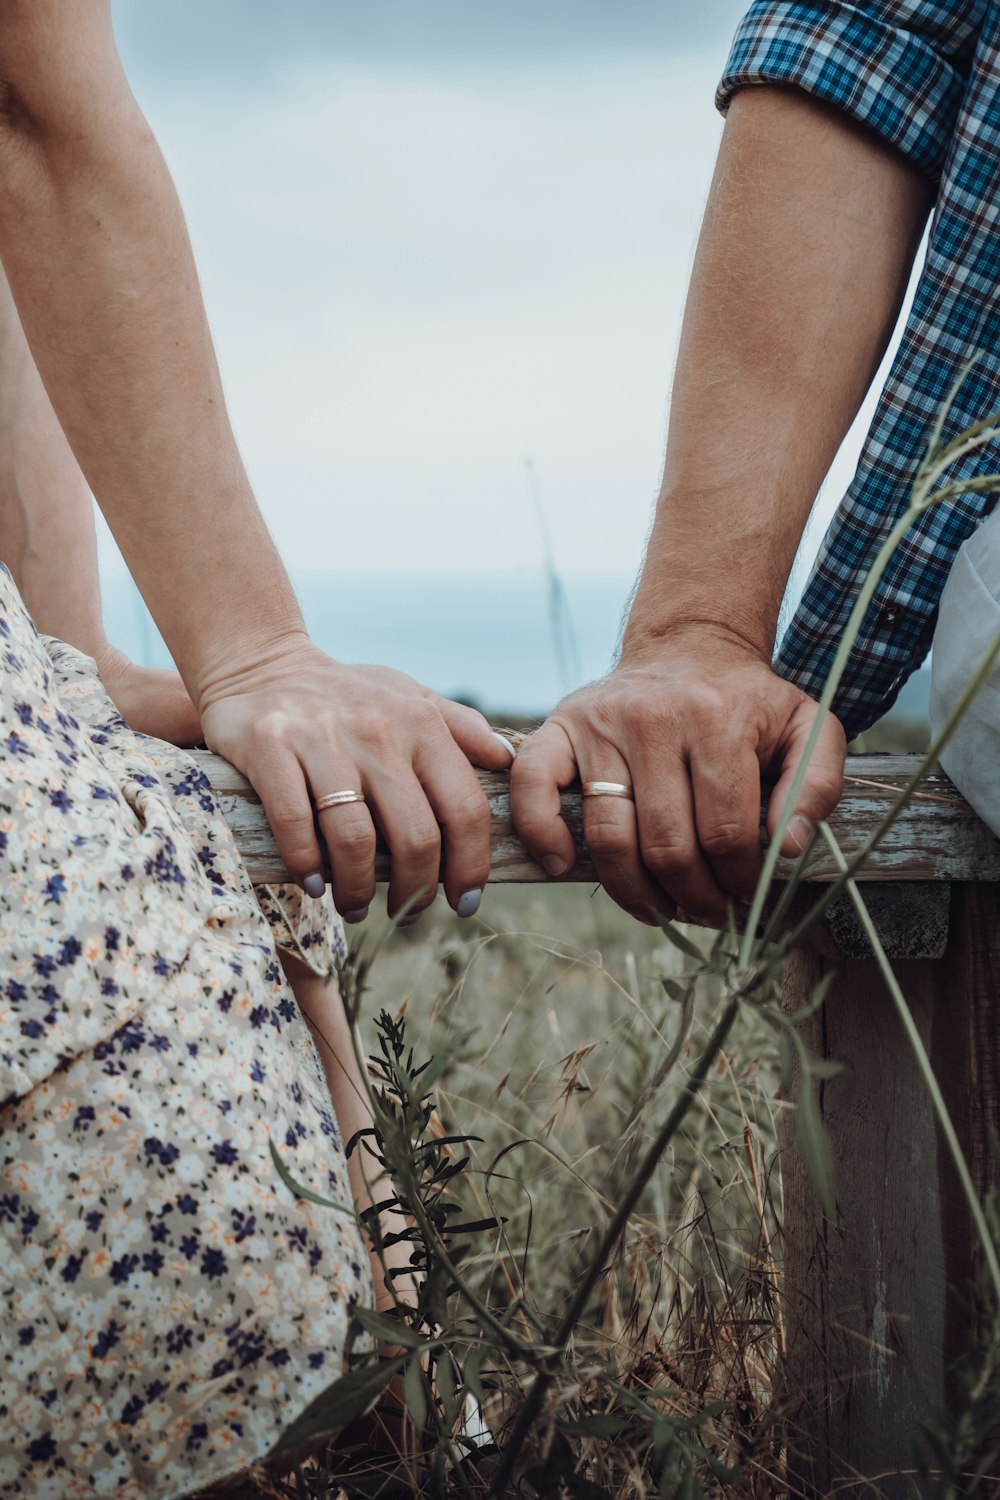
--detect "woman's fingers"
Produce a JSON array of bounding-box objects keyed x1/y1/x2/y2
[
  {"x1": 413, "y1": 738, "x2": 493, "y2": 914},
  {"x1": 364, "y1": 766, "x2": 443, "y2": 922},
  {"x1": 313, "y1": 793, "x2": 378, "y2": 919},
  {"x1": 244, "y1": 737, "x2": 327, "y2": 894},
  {"x1": 202, "y1": 651, "x2": 515, "y2": 925},
  {"x1": 435, "y1": 695, "x2": 516, "y2": 770}
]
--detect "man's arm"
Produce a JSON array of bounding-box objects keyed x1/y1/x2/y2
[{"x1": 511, "y1": 85, "x2": 933, "y2": 924}]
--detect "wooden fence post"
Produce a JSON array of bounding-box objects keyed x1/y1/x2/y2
[
  {"x1": 781, "y1": 883, "x2": 1000, "y2": 1495},
  {"x1": 199, "y1": 750, "x2": 1000, "y2": 1496}
]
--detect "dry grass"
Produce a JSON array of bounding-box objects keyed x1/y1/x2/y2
[{"x1": 263, "y1": 885, "x2": 793, "y2": 1499}]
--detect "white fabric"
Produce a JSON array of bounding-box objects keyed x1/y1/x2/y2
[{"x1": 930, "y1": 504, "x2": 1000, "y2": 836}]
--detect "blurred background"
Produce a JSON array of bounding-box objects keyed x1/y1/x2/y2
[{"x1": 104, "y1": 0, "x2": 929, "y2": 739}]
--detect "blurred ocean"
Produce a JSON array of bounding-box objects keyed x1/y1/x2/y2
[
  {"x1": 100, "y1": 567, "x2": 933, "y2": 727},
  {"x1": 100, "y1": 570, "x2": 635, "y2": 719}
]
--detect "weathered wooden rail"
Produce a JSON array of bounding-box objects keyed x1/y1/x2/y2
[
  {"x1": 196, "y1": 750, "x2": 999, "y2": 886},
  {"x1": 196, "y1": 748, "x2": 1000, "y2": 1497}
]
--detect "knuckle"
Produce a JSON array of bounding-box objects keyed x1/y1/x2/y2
[
  {"x1": 267, "y1": 799, "x2": 312, "y2": 837},
  {"x1": 329, "y1": 818, "x2": 376, "y2": 858},
  {"x1": 509, "y1": 809, "x2": 549, "y2": 848},
  {"x1": 641, "y1": 838, "x2": 695, "y2": 879},
  {"x1": 396, "y1": 825, "x2": 440, "y2": 865},
  {"x1": 254, "y1": 709, "x2": 293, "y2": 748},
  {"x1": 447, "y1": 791, "x2": 490, "y2": 834},
  {"x1": 587, "y1": 823, "x2": 635, "y2": 863},
  {"x1": 352, "y1": 709, "x2": 392, "y2": 748},
  {"x1": 411, "y1": 699, "x2": 448, "y2": 739},
  {"x1": 509, "y1": 750, "x2": 544, "y2": 792},
  {"x1": 337, "y1": 878, "x2": 376, "y2": 907},
  {"x1": 808, "y1": 770, "x2": 843, "y2": 807},
  {"x1": 698, "y1": 821, "x2": 754, "y2": 858}
]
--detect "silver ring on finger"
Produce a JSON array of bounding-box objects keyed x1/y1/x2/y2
[
  {"x1": 581, "y1": 780, "x2": 633, "y2": 801},
  {"x1": 314, "y1": 789, "x2": 366, "y2": 811}
]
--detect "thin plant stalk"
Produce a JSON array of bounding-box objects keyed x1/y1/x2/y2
[
  {"x1": 739, "y1": 447, "x2": 1000, "y2": 970},
  {"x1": 489, "y1": 986, "x2": 746, "y2": 1498},
  {"x1": 771, "y1": 618, "x2": 1000, "y2": 958},
  {"x1": 818, "y1": 821, "x2": 1000, "y2": 1303}
]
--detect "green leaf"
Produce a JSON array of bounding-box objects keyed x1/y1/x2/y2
[
  {"x1": 794, "y1": 1072, "x2": 836, "y2": 1220},
  {"x1": 557, "y1": 1412, "x2": 630, "y2": 1439},
  {"x1": 462, "y1": 1343, "x2": 487, "y2": 1405},
  {"x1": 352, "y1": 1305, "x2": 426, "y2": 1349},
  {"x1": 267, "y1": 1352, "x2": 409, "y2": 1459},
  {"x1": 268, "y1": 1135, "x2": 355, "y2": 1216},
  {"x1": 660, "y1": 976, "x2": 694, "y2": 1003},
  {"x1": 403, "y1": 1354, "x2": 428, "y2": 1432},
  {"x1": 678, "y1": 1465, "x2": 702, "y2": 1500},
  {"x1": 806, "y1": 1057, "x2": 848, "y2": 1083},
  {"x1": 435, "y1": 1348, "x2": 460, "y2": 1427},
  {"x1": 658, "y1": 923, "x2": 705, "y2": 963},
  {"x1": 414, "y1": 1027, "x2": 478, "y2": 1096},
  {"x1": 784, "y1": 968, "x2": 837, "y2": 1024}
]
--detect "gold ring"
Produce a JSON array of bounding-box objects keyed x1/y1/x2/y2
[
  {"x1": 581, "y1": 780, "x2": 634, "y2": 800},
  {"x1": 314, "y1": 790, "x2": 366, "y2": 811}
]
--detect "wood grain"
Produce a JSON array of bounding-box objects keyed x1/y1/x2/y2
[
  {"x1": 781, "y1": 886, "x2": 1000, "y2": 1495},
  {"x1": 193, "y1": 751, "x2": 1000, "y2": 887},
  {"x1": 781, "y1": 944, "x2": 947, "y2": 1496}
]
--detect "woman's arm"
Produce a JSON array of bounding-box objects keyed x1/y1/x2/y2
[
  {"x1": 0, "y1": 261, "x2": 203, "y2": 744},
  {"x1": 0, "y1": 0, "x2": 511, "y2": 915}
]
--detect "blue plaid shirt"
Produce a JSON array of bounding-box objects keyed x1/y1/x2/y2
[{"x1": 718, "y1": 1, "x2": 1000, "y2": 738}]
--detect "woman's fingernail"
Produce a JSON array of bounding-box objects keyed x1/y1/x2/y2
[
  {"x1": 492, "y1": 732, "x2": 516, "y2": 759},
  {"x1": 786, "y1": 814, "x2": 813, "y2": 854},
  {"x1": 397, "y1": 911, "x2": 422, "y2": 929},
  {"x1": 542, "y1": 854, "x2": 569, "y2": 878},
  {"x1": 456, "y1": 889, "x2": 482, "y2": 919},
  {"x1": 343, "y1": 906, "x2": 369, "y2": 924},
  {"x1": 302, "y1": 873, "x2": 326, "y2": 898}
]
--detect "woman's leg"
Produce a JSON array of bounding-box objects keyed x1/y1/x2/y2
[
  {"x1": 279, "y1": 953, "x2": 420, "y2": 1461},
  {"x1": 279, "y1": 952, "x2": 417, "y2": 1312}
]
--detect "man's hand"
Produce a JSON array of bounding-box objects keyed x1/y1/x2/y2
[
  {"x1": 511, "y1": 628, "x2": 846, "y2": 925},
  {"x1": 508, "y1": 83, "x2": 926, "y2": 926}
]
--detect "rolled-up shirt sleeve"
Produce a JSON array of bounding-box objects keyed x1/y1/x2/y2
[{"x1": 717, "y1": 2, "x2": 988, "y2": 181}]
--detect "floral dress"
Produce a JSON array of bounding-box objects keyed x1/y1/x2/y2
[{"x1": 0, "y1": 565, "x2": 373, "y2": 1499}]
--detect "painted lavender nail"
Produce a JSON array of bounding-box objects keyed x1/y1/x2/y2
[{"x1": 456, "y1": 889, "x2": 482, "y2": 919}]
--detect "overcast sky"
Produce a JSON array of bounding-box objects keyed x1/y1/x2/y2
[{"x1": 100, "y1": 2, "x2": 764, "y2": 587}]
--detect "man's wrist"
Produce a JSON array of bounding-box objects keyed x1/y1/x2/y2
[{"x1": 619, "y1": 608, "x2": 775, "y2": 668}]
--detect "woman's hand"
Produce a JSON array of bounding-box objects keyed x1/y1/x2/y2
[
  {"x1": 95, "y1": 643, "x2": 203, "y2": 746},
  {"x1": 198, "y1": 638, "x2": 513, "y2": 922}
]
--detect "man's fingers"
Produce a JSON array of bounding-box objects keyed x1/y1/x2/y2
[
  {"x1": 581, "y1": 767, "x2": 676, "y2": 926},
  {"x1": 510, "y1": 721, "x2": 579, "y2": 877},
  {"x1": 630, "y1": 759, "x2": 730, "y2": 925},
  {"x1": 768, "y1": 703, "x2": 847, "y2": 856},
  {"x1": 689, "y1": 740, "x2": 765, "y2": 903}
]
